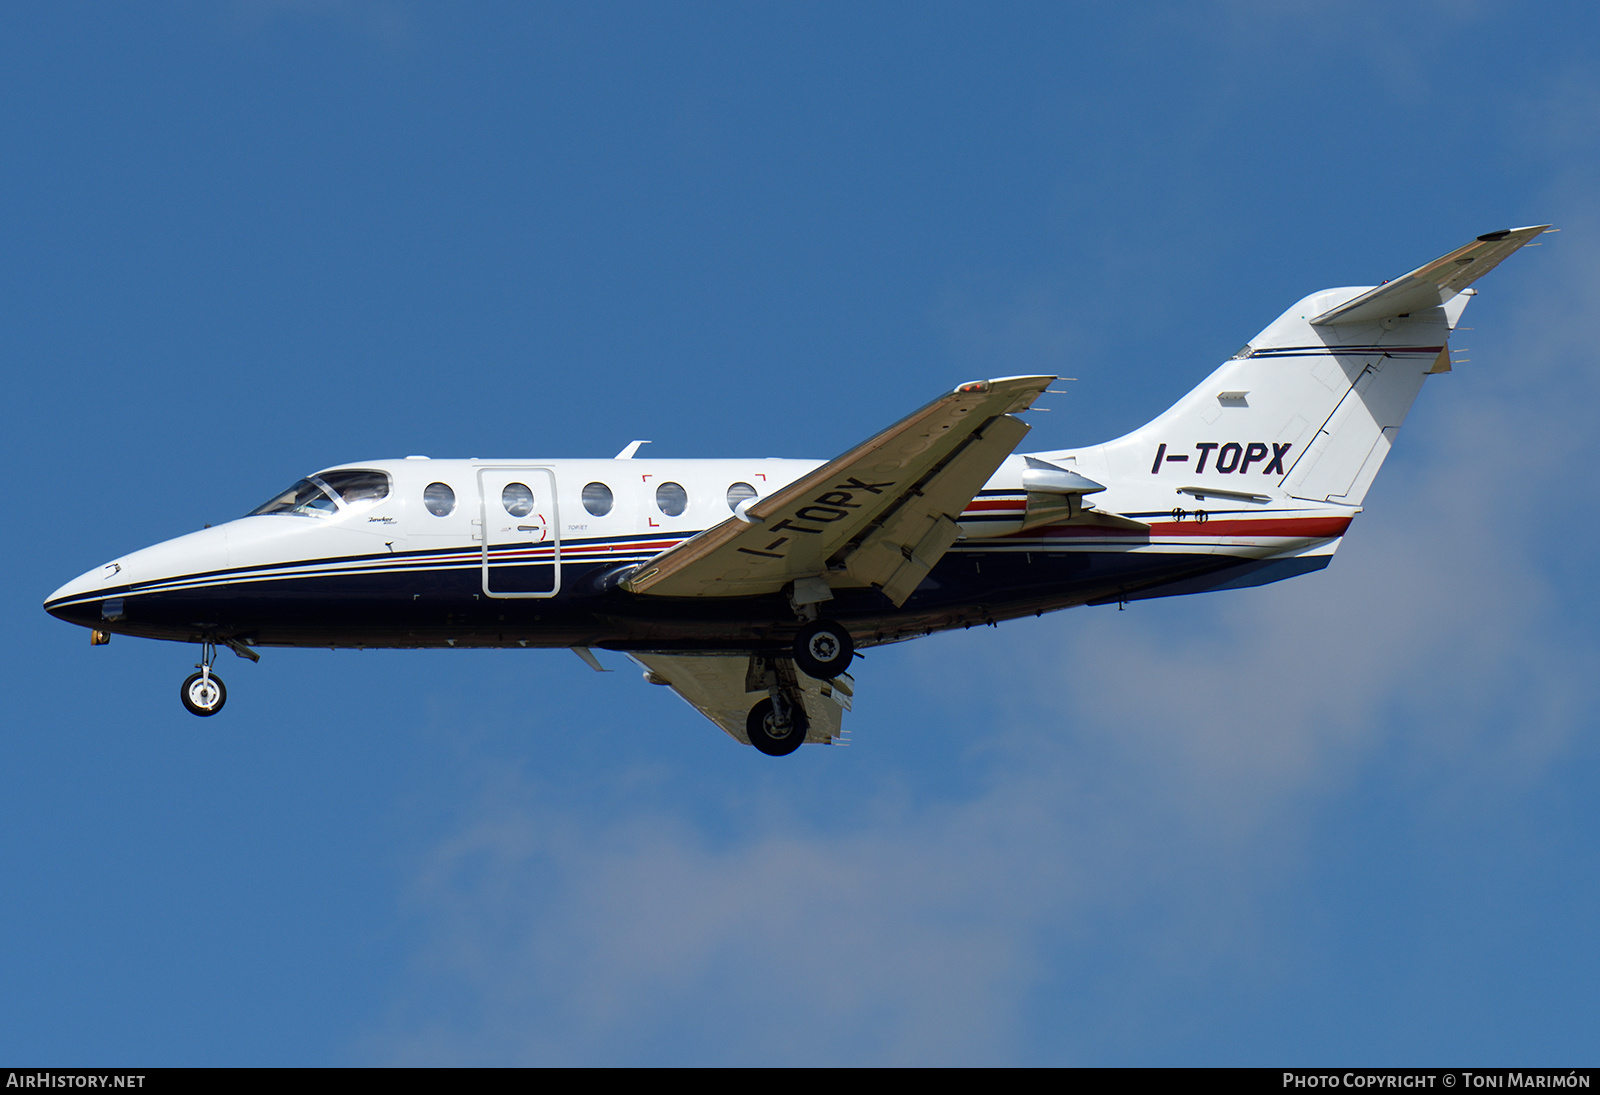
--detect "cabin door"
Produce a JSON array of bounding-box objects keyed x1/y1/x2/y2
[{"x1": 476, "y1": 466, "x2": 561, "y2": 598}]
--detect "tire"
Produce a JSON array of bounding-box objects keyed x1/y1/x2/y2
[
  {"x1": 746, "y1": 697, "x2": 807, "y2": 756},
  {"x1": 792, "y1": 620, "x2": 854, "y2": 680},
  {"x1": 181, "y1": 671, "x2": 226, "y2": 717}
]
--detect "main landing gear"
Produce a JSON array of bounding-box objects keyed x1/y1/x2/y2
[
  {"x1": 744, "y1": 653, "x2": 811, "y2": 756},
  {"x1": 746, "y1": 694, "x2": 808, "y2": 757},
  {"x1": 744, "y1": 619, "x2": 853, "y2": 756},
  {"x1": 792, "y1": 619, "x2": 853, "y2": 680},
  {"x1": 181, "y1": 642, "x2": 226, "y2": 717}
]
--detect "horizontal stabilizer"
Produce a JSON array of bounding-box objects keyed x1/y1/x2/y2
[{"x1": 1310, "y1": 226, "x2": 1548, "y2": 326}]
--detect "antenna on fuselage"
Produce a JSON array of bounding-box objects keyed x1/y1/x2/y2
[{"x1": 615, "y1": 440, "x2": 652, "y2": 459}]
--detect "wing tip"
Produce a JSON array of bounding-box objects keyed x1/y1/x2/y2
[
  {"x1": 954, "y1": 374, "x2": 1057, "y2": 394},
  {"x1": 1477, "y1": 224, "x2": 1551, "y2": 242}
]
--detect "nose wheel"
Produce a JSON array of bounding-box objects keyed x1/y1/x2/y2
[
  {"x1": 181, "y1": 671, "x2": 227, "y2": 716},
  {"x1": 180, "y1": 641, "x2": 227, "y2": 716}
]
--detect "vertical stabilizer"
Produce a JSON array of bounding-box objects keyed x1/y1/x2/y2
[{"x1": 1063, "y1": 228, "x2": 1546, "y2": 507}]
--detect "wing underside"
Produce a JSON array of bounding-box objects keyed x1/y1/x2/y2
[{"x1": 631, "y1": 653, "x2": 854, "y2": 745}]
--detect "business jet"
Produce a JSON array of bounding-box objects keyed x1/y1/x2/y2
[{"x1": 44, "y1": 227, "x2": 1548, "y2": 755}]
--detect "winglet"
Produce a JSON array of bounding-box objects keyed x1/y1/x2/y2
[{"x1": 1309, "y1": 225, "x2": 1549, "y2": 326}]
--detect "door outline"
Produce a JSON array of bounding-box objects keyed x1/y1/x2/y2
[{"x1": 477, "y1": 466, "x2": 561, "y2": 599}]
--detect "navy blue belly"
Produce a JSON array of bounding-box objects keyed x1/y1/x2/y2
[{"x1": 49, "y1": 544, "x2": 1248, "y2": 651}]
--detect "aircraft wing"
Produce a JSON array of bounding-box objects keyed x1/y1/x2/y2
[
  {"x1": 622, "y1": 375, "x2": 1051, "y2": 606},
  {"x1": 1310, "y1": 225, "x2": 1549, "y2": 326},
  {"x1": 631, "y1": 653, "x2": 854, "y2": 745}
]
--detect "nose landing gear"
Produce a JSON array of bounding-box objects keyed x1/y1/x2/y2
[
  {"x1": 180, "y1": 642, "x2": 227, "y2": 717},
  {"x1": 181, "y1": 671, "x2": 226, "y2": 716}
]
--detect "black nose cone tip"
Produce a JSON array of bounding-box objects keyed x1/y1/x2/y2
[{"x1": 44, "y1": 597, "x2": 100, "y2": 629}]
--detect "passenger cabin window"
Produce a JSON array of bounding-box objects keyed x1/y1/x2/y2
[
  {"x1": 726, "y1": 482, "x2": 757, "y2": 511},
  {"x1": 656, "y1": 482, "x2": 688, "y2": 517},
  {"x1": 247, "y1": 469, "x2": 391, "y2": 518},
  {"x1": 582, "y1": 482, "x2": 614, "y2": 517},
  {"x1": 423, "y1": 482, "x2": 456, "y2": 517},
  {"x1": 502, "y1": 482, "x2": 534, "y2": 517}
]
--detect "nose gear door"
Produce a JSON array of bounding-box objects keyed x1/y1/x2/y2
[{"x1": 476, "y1": 466, "x2": 561, "y2": 598}]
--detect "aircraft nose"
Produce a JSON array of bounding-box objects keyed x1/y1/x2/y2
[
  {"x1": 44, "y1": 524, "x2": 235, "y2": 631},
  {"x1": 44, "y1": 560, "x2": 129, "y2": 628}
]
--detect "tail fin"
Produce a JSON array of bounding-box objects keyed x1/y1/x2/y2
[{"x1": 1071, "y1": 227, "x2": 1547, "y2": 506}]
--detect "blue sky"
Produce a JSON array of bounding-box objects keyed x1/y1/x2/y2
[{"x1": 3, "y1": 1, "x2": 1598, "y2": 1065}]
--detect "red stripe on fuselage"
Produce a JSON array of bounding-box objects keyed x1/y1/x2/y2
[
  {"x1": 1145, "y1": 516, "x2": 1352, "y2": 538},
  {"x1": 1021, "y1": 516, "x2": 1353, "y2": 539},
  {"x1": 962, "y1": 498, "x2": 1026, "y2": 513}
]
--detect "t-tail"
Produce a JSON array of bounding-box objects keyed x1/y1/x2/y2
[{"x1": 1063, "y1": 226, "x2": 1548, "y2": 507}]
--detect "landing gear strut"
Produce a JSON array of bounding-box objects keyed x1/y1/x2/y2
[
  {"x1": 744, "y1": 653, "x2": 810, "y2": 756},
  {"x1": 792, "y1": 619, "x2": 853, "y2": 680},
  {"x1": 181, "y1": 642, "x2": 227, "y2": 717}
]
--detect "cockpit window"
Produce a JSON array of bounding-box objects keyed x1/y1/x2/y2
[
  {"x1": 248, "y1": 478, "x2": 341, "y2": 518},
  {"x1": 319, "y1": 469, "x2": 390, "y2": 506},
  {"x1": 247, "y1": 469, "x2": 391, "y2": 518}
]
